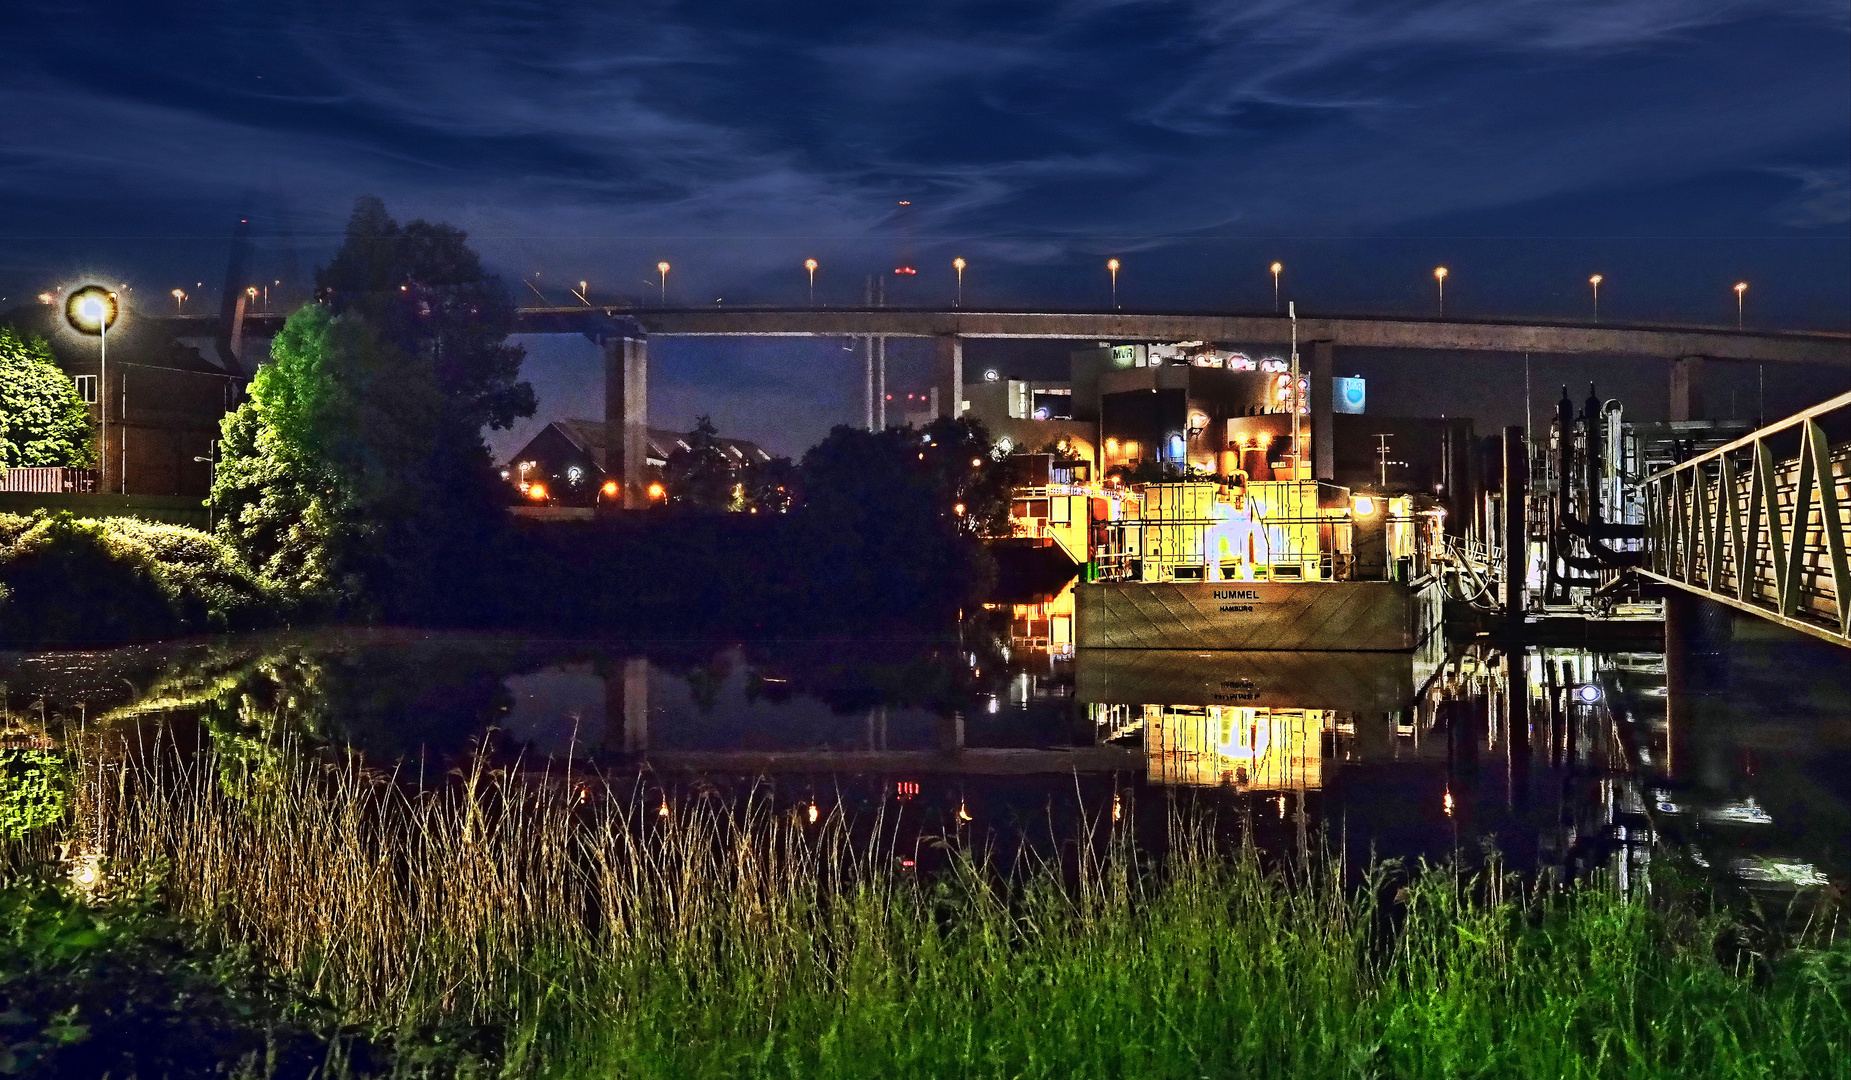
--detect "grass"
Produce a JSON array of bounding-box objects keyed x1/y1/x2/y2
[{"x1": 41, "y1": 734, "x2": 1851, "y2": 1079}]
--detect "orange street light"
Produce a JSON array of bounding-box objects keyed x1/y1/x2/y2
[
  {"x1": 1734, "y1": 281, "x2": 1748, "y2": 328},
  {"x1": 171, "y1": 288, "x2": 186, "y2": 313},
  {"x1": 526, "y1": 482, "x2": 549, "y2": 502},
  {"x1": 647, "y1": 481, "x2": 667, "y2": 500},
  {"x1": 1107, "y1": 258, "x2": 1121, "y2": 309},
  {"x1": 657, "y1": 261, "x2": 670, "y2": 305},
  {"x1": 600, "y1": 479, "x2": 619, "y2": 498},
  {"x1": 1270, "y1": 261, "x2": 1282, "y2": 312},
  {"x1": 804, "y1": 258, "x2": 818, "y2": 304},
  {"x1": 1433, "y1": 267, "x2": 1448, "y2": 316},
  {"x1": 1589, "y1": 274, "x2": 1603, "y2": 321},
  {"x1": 953, "y1": 257, "x2": 966, "y2": 306}
]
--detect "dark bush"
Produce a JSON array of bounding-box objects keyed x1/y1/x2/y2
[{"x1": 0, "y1": 513, "x2": 276, "y2": 646}]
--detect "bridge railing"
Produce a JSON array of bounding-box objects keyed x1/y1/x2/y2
[{"x1": 1639, "y1": 390, "x2": 1851, "y2": 645}]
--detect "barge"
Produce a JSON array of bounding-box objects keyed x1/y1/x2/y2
[{"x1": 1070, "y1": 480, "x2": 1443, "y2": 651}]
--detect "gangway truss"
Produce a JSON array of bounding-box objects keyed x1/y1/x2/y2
[{"x1": 1639, "y1": 390, "x2": 1851, "y2": 647}]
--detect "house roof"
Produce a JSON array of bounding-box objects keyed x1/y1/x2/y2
[{"x1": 528, "y1": 418, "x2": 773, "y2": 472}]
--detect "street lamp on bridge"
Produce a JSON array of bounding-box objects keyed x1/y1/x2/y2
[
  {"x1": 953, "y1": 257, "x2": 966, "y2": 307},
  {"x1": 1433, "y1": 266, "x2": 1448, "y2": 317},
  {"x1": 171, "y1": 288, "x2": 185, "y2": 313},
  {"x1": 1735, "y1": 281, "x2": 1748, "y2": 328},
  {"x1": 1589, "y1": 275, "x2": 1602, "y2": 322},
  {"x1": 657, "y1": 262, "x2": 671, "y2": 306},
  {"x1": 1107, "y1": 259, "x2": 1120, "y2": 309},
  {"x1": 804, "y1": 259, "x2": 817, "y2": 305},
  {"x1": 1270, "y1": 262, "x2": 1282, "y2": 312}
]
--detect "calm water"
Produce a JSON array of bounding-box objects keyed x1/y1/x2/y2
[{"x1": 5, "y1": 600, "x2": 1847, "y2": 894}]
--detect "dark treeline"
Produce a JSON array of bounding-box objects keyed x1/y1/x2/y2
[{"x1": 0, "y1": 198, "x2": 1011, "y2": 646}]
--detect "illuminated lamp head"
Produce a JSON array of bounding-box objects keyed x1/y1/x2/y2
[
  {"x1": 526, "y1": 482, "x2": 549, "y2": 501},
  {"x1": 984, "y1": 369, "x2": 1000, "y2": 382},
  {"x1": 1576, "y1": 684, "x2": 1602, "y2": 704},
  {"x1": 1352, "y1": 495, "x2": 1377, "y2": 517},
  {"x1": 65, "y1": 286, "x2": 118, "y2": 335},
  {"x1": 647, "y1": 481, "x2": 667, "y2": 500},
  {"x1": 601, "y1": 479, "x2": 619, "y2": 497}
]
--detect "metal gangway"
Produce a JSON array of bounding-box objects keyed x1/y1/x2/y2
[{"x1": 1639, "y1": 390, "x2": 1851, "y2": 647}]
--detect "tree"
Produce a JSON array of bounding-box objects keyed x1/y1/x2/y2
[
  {"x1": 209, "y1": 305, "x2": 446, "y2": 613},
  {"x1": 663, "y1": 416, "x2": 744, "y2": 511},
  {"x1": 316, "y1": 196, "x2": 535, "y2": 431},
  {"x1": 0, "y1": 328, "x2": 91, "y2": 469},
  {"x1": 783, "y1": 418, "x2": 1001, "y2": 619}
]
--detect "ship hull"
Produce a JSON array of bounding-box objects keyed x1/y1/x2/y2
[{"x1": 1075, "y1": 577, "x2": 1440, "y2": 651}]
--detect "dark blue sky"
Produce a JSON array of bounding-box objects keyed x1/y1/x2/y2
[{"x1": 3, "y1": 1, "x2": 1846, "y2": 456}]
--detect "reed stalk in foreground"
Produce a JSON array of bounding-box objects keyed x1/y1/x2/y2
[{"x1": 62, "y1": 736, "x2": 1851, "y2": 1079}]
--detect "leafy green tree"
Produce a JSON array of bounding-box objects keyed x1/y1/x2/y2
[
  {"x1": 0, "y1": 328, "x2": 91, "y2": 469},
  {"x1": 209, "y1": 305, "x2": 446, "y2": 614}
]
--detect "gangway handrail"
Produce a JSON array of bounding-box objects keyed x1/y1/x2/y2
[{"x1": 1639, "y1": 389, "x2": 1851, "y2": 485}]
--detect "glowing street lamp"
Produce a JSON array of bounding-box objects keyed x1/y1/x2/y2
[
  {"x1": 804, "y1": 258, "x2": 818, "y2": 304},
  {"x1": 171, "y1": 288, "x2": 186, "y2": 313},
  {"x1": 1589, "y1": 275, "x2": 1602, "y2": 321},
  {"x1": 1433, "y1": 266, "x2": 1448, "y2": 316},
  {"x1": 65, "y1": 285, "x2": 119, "y2": 491},
  {"x1": 1107, "y1": 258, "x2": 1120, "y2": 309},
  {"x1": 1270, "y1": 261, "x2": 1282, "y2": 312},
  {"x1": 953, "y1": 257, "x2": 966, "y2": 306},
  {"x1": 657, "y1": 261, "x2": 671, "y2": 306},
  {"x1": 1734, "y1": 281, "x2": 1748, "y2": 328}
]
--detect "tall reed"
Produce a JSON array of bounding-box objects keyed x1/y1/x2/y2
[{"x1": 70, "y1": 733, "x2": 1851, "y2": 1079}]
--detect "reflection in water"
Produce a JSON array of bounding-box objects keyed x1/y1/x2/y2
[
  {"x1": 1097, "y1": 705, "x2": 1331, "y2": 791},
  {"x1": 4, "y1": 607, "x2": 1847, "y2": 893}
]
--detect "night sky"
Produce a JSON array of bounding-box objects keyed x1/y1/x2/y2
[{"x1": 4, "y1": 1, "x2": 1846, "y2": 457}]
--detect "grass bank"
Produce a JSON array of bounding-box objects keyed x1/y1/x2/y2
[{"x1": 32, "y1": 738, "x2": 1851, "y2": 1078}]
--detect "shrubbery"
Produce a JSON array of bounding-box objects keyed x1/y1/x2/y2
[{"x1": 0, "y1": 512, "x2": 276, "y2": 646}]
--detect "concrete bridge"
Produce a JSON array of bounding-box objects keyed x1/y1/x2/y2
[{"x1": 216, "y1": 305, "x2": 1851, "y2": 507}]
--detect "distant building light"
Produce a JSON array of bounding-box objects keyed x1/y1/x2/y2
[
  {"x1": 984, "y1": 369, "x2": 1000, "y2": 382},
  {"x1": 601, "y1": 480, "x2": 619, "y2": 497},
  {"x1": 647, "y1": 482, "x2": 666, "y2": 500},
  {"x1": 1033, "y1": 407, "x2": 1049, "y2": 420},
  {"x1": 526, "y1": 483, "x2": 549, "y2": 501}
]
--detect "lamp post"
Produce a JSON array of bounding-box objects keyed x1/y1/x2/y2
[
  {"x1": 65, "y1": 286, "x2": 119, "y2": 491},
  {"x1": 1734, "y1": 281, "x2": 1747, "y2": 328},
  {"x1": 1433, "y1": 266, "x2": 1448, "y2": 316},
  {"x1": 657, "y1": 261, "x2": 671, "y2": 306},
  {"x1": 1107, "y1": 258, "x2": 1120, "y2": 309},
  {"x1": 1589, "y1": 274, "x2": 1602, "y2": 321},
  {"x1": 804, "y1": 259, "x2": 818, "y2": 305},
  {"x1": 172, "y1": 288, "x2": 185, "y2": 313},
  {"x1": 953, "y1": 257, "x2": 966, "y2": 306},
  {"x1": 1270, "y1": 262, "x2": 1282, "y2": 312}
]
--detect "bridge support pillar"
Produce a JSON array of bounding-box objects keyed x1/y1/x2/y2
[
  {"x1": 604, "y1": 332, "x2": 648, "y2": 509},
  {"x1": 1310, "y1": 340, "x2": 1334, "y2": 480},
  {"x1": 1670, "y1": 355, "x2": 1707, "y2": 421},
  {"x1": 936, "y1": 334, "x2": 963, "y2": 419}
]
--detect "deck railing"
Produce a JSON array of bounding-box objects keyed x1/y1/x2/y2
[{"x1": 1638, "y1": 390, "x2": 1851, "y2": 646}]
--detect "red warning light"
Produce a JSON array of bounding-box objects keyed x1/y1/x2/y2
[{"x1": 893, "y1": 266, "x2": 916, "y2": 275}]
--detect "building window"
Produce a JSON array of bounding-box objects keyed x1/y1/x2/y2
[{"x1": 73, "y1": 375, "x2": 97, "y2": 404}]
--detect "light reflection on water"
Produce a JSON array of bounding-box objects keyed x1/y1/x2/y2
[{"x1": 3, "y1": 608, "x2": 1847, "y2": 894}]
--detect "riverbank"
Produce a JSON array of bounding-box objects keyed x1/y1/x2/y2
[
  {"x1": 0, "y1": 507, "x2": 994, "y2": 648},
  {"x1": 13, "y1": 738, "x2": 1845, "y2": 1079}
]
